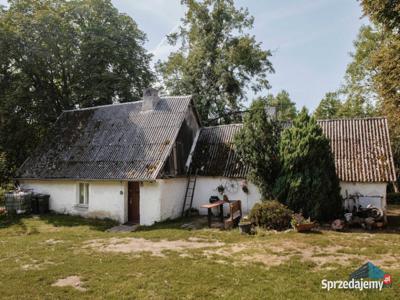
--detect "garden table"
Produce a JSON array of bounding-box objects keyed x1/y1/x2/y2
[{"x1": 201, "y1": 200, "x2": 225, "y2": 227}]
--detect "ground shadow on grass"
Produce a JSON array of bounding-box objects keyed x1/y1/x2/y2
[
  {"x1": 39, "y1": 213, "x2": 118, "y2": 231},
  {"x1": 138, "y1": 216, "x2": 196, "y2": 232},
  {"x1": 0, "y1": 214, "x2": 27, "y2": 230},
  {"x1": 1, "y1": 213, "x2": 117, "y2": 231}
]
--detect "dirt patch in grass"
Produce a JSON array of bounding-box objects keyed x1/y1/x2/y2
[
  {"x1": 44, "y1": 239, "x2": 64, "y2": 245},
  {"x1": 204, "y1": 239, "x2": 400, "y2": 271},
  {"x1": 20, "y1": 259, "x2": 56, "y2": 271},
  {"x1": 84, "y1": 237, "x2": 225, "y2": 257},
  {"x1": 52, "y1": 276, "x2": 86, "y2": 291}
]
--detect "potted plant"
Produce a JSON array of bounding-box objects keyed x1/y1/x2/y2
[
  {"x1": 238, "y1": 215, "x2": 252, "y2": 234},
  {"x1": 291, "y1": 213, "x2": 315, "y2": 232},
  {"x1": 217, "y1": 185, "x2": 225, "y2": 194},
  {"x1": 240, "y1": 180, "x2": 249, "y2": 194}
]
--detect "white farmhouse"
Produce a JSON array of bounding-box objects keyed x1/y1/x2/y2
[{"x1": 16, "y1": 89, "x2": 396, "y2": 225}]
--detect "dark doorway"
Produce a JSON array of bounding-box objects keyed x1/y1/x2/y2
[{"x1": 128, "y1": 182, "x2": 140, "y2": 224}]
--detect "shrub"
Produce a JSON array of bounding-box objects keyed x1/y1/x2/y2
[
  {"x1": 249, "y1": 200, "x2": 293, "y2": 230},
  {"x1": 387, "y1": 192, "x2": 400, "y2": 204},
  {"x1": 0, "y1": 187, "x2": 5, "y2": 207},
  {"x1": 274, "y1": 108, "x2": 343, "y2": 221},
  {"x1": 234, "y1": 99, "x2": 282, "y2": 199}
]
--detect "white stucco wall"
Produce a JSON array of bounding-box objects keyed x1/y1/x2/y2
[
  {"x1": 159, "y1": 178, "x2": 187, "y2": 221},
  {"x1": 139, "y1": 181, "x2": 162, "y2": 225},
  {"x1": 340, "y1": 182, "x2": 387, "y2": 211},
  {"x1": 140, "y1": 177, "x2": 261, "y2": 225},
  {"x1": 139, "y1": 179, "x2": 187, "y2": 225},
  {"x1": 19, "y1": 180, "x2": 127, "y2": 223},
  {"x1": 191, "y1": 177, "x2": 262, "y2": 216}
]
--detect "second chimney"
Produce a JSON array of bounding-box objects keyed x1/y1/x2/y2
[{"x1": 142, "y1": 87, "x2": 160, "y2": 111}]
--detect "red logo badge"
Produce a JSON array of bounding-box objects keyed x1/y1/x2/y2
[{"x1": 383, "y1": 274, "x2": 392, "y2": 285}]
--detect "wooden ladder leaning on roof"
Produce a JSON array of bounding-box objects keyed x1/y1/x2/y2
[{"x1": 181, "y1": 166, "x2": 198, "y2": 217}]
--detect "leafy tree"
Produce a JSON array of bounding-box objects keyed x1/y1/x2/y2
[
  {"x1": 315, "y1": 26, "x2": 379, "y2": 119},
  {"x1": 360, "y1": 1, "x2": 400, "y2": 187},
  {"x1": 274, "y1": 108, "x2": 342, "y2": 221},
  {"x1": 234, "y1": 99, "x2": 281, "y2": 199},
  {"x1": 0, "y1": 0, "x2": 153, "y2": 182},
  {"x1": 314, "y1": 92, "x2": 342, "y2": 119},
  {"x1": 361, "y1": 0, "x2": 400, "y2": 32},
  {"x1": 341, "y1": 25, "x2": 380, "y2": 117},
  {"x1": 265, "y1": 90, "x2": 297, "y2": 121},
  {"x1": 156, "y1": 0, "x2": 273, "y2": 124}
]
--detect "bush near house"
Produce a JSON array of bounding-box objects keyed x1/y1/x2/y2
[
  {"x1": 387, "y1": 192, "x2": 400, "y2": 204},
  {"x1": 234, "y1": 99, "x2": 282, "y2": 199},
  {"x1": 274, "y1": 108, "x2": 343, "y2": 221},
  {"x1": 0, "y1": 187, "x2": 6, "y2": 207},
  {"x1": 249, "y1": 200, "x2": 293, "y2": 230}
]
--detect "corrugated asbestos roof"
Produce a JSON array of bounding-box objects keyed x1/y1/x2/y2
[
  {"x1": 192, "y1": 118, "x2": 396, "y2": 182},
  {"x1": 17, "y1": 96, "x2": 192, "y2": 180},
  {"x1": 191, "y1": 124, "x2": 249, "y2": 178},
  {"x1": 317, "y1": 117, "x2": 396, "y2": 182}
]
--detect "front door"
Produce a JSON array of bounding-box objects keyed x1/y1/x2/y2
[{"x1": 128, "y1": 182, "x2": 140, "y2": 224}]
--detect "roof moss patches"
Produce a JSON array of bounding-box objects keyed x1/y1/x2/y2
[
  {"x1": 192, "y1": 118, "x2": 395, "y2": 182},
  {"x1": 317, "y1": 117, "x2": 396, "y2": 182},
  {"x1": 191, "y1": 125, "x2": 249, "y2": 178},
  {"x1": 17, "y1": 97, "x2": 193, "y2": 180}
]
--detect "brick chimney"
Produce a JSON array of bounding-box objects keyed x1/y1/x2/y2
[{"x1": 142, "y1": 87, "x2": 160, "y2": 111}]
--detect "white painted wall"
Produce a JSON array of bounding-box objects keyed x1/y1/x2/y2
[
  {"x1": 139, "y1": 178, "x2": 187, "y2": 225},
  {"x1": 159, "y1": 178, "x2": 187, "y2": 221},
  {"x1": 19, "y1": 180, "x2": 127, "y2": 223},
  {"x1": 192, "y1": 177, "x2": 262, "y2": 216},
  {"x1": 340, "y1": 182, "x2": 387, "y2": 211},
  {"x1": 139, "y1": 181, "x2": 161, "y2": 225},
  {"x1": 140, "y1": 177, "x2": 261, "y2": 225}
]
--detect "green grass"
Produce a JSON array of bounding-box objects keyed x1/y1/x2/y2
[{"x1": 0, "y1": 214, "x2": 399, "y2": 299}]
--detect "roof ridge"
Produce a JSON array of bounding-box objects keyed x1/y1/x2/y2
[
  {"x1": 62, "y1": 95, "x2": 192, "y2": 113},
  {"x1": 316, "y1": 116, "x2": 387, "y2": 122},
  {"x1": 203, "y1": 123, "x2": 243, "y2": 129}
]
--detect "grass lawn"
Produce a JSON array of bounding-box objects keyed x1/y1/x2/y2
[{"x1": 0, "y1": 213, "x2": 400, "y2": 299}]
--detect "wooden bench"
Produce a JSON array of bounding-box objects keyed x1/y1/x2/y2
[{"x1": 224, "y1": 200, "x2": 242, "y2": 229}]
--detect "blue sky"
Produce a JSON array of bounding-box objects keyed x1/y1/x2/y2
[{"x1": 1, "y1": 0, "x2": 368, "y2": 111}]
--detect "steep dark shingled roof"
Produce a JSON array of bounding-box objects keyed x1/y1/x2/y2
[
  {"x1": 191, "y1": 118, "x2": 396, "y2": 182},
  {"x1": 318, "y1": 117, "x2": 396, "y2": 182},
  {"x1": 191, "y1": 124, "x2": 249, "y2": 178},
  {"x1": 17, "y1": 96, "x2": 192, "y2": 180}
]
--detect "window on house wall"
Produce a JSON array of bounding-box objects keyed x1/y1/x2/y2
[{"x1": 78, "y1": 183, "x2": 89, "y2": 206}]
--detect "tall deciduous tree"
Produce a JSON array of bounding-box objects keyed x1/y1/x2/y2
[
  {"x1": 341, "y1": 25, "x2": 379, "y2": 117},
  {"x1": 0, "y1": 0, "x2": 153, "y2": 182},
  {"x1": 360, "y1": 0, "x2": 400, "y2": 187},
  {"x1": 274, "y1": 108, "x2": 342, "y2": 221},
  {"x1": 314, "y1": 92, "x2": 342, "y2": 119},
  {"x1": 156, "y1": 0, "x2": 273, "y2": 124},
  {"x1": 314, "y1": 25, "x2": 379, "y2": 120},
  {"x1": 234, "y1": 99, "x2": 281, "y2": 199},
  {"x1": 265, "y1": 90, "x2": 297, "y2": 121}
]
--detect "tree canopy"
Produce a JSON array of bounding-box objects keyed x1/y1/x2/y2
[
  {"x1": 264, "y1": 90, "x2": 297, "y2": 121},
  {"x1": 274, "y1": 108, "x2": 342, "y2": 221},
  {"x1": 360, "y1": 1, "x2": 400, "y2": 187},
  {"x1": 234, "y1": 99, "x2": 281, "y2": 199},
  {"x1": 0, "y1": 0, "x2": 153, "y2": 182},
  {"x1": 314, "y1": 92, "x2": 342, "y2": 119},
  {"x1": 156, "y1": 0, "x2": 273, "y2": 124},
  {"x1": 314, "y1": 25, "x2": 379, "y2": 119}
]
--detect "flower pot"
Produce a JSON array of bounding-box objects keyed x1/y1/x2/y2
[
  {"x1": 239, "y1": 222, "x2": 252, "y2": 234},
  {"x1": 294, "y1": 222, "x2": 315, "y2": 232}
]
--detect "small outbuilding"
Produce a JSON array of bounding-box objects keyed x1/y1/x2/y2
[{"x1": 318, "y1": 118, "x2": 396, "y2": 212}]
